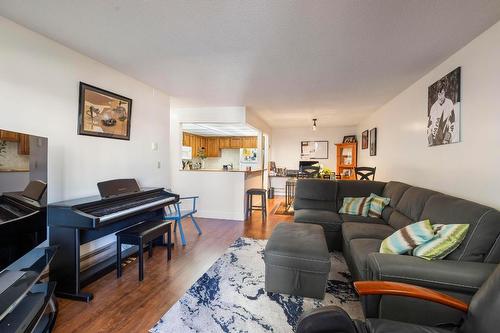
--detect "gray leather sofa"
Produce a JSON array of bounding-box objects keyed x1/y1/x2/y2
[
  {"x1": 296, "y1": 262, "x2": 500, "y2": 333},
  {"x1": 293, "y1": 179, "x2": 500, "y2": 326}
]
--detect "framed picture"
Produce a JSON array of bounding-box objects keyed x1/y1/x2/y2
[
  {"x1": 78, "y1": 82, "x2": 132, "y2": 140},
  {"x1": 427, "y1": 67, "x2": 461, "y2": 146},
  {"x1": 300, "y1": 141, "x2": 329, "y2": 159},
  {"x1": 361, "y1": 130, "x2": 368, "y2": 149},
  {"x1": 369, "y1": 128, "x2": 377, "y2": 156},
  {"x1": 342, "y1": 135, "x2": 357, "y2": 143}
]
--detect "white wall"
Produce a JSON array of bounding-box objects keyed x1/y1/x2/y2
[
  {"x1": 270, "y1": 126, "x2": 357, "y2": 171},
  {"x1": 357, "y1": 20, "x2": 500, "y2": 210},
  {"x1": 0, "y1": 17, "x2": 171, "y2": 202}
]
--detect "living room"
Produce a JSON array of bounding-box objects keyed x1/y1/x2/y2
[{"x1": 0, "y1": 1, "x2": 499, "y2": 333}]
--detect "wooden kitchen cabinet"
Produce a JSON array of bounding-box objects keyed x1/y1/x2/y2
[
  {"x1": 206, "y1": 137, "x2": 220, "y2": 157},
  {"x1": 182, "y1": 132, "x2": 192, "y2": 146},
  {"x1": 230, "y1": 137, "x2": 242, "y2": 149},
  {"x1": 0, "y1": 130, "x2": 20, "y2": 142},
  {"x1": 18, "y1": 134, "x2": 30, "y2": 155},
  {"x1": 241, "y1": 136, "x2": 257, "y2": 148},
  {"x1": 219, "y1": 137, "x2": 231, "y2": 148}
]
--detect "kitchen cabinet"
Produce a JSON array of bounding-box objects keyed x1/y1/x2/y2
[
  {"x1": 219, "y1": 137, "x2": 231, "y2": 149},
  {"x1": 0, "y1": 130, "x2": 20, "y2": 142},
  {"x1": 206, "y1": 137, "x2": 220, "y2": 157},
  {"x1": 230, "y1": 137, "x2": 242, "y2": 149},
  {"x1": 241, "y1": 136, "x2": 257, "y2": 148},
  {"x1": 18, "y1": 134, "x2": 30, "y2": 155},
  {"x1": 182, "y1": 132, "x2": 192, "y2": 146}
]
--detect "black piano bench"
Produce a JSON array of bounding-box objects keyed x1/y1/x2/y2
[{"x1": 116, "y1": 220, "x2": 172, "y2": 281}]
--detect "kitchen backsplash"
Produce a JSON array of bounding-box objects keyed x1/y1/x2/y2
[{"x1": 203, "y1": 149, "x2": 240, "y2": 169}]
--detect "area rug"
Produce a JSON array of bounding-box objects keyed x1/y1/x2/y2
[
  {"x1": 272, "y1": 202, "x2": 294, "y2": 216},
  {"x1": 150, "y1": 237, "x2": 362, "y2": 333}
]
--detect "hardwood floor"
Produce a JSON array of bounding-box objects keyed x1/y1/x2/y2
[{"x1": 53, "y1": 196, "x2": 293, "y2": 333}]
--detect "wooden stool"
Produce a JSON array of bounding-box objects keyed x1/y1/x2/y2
[
  {"x1": 116, "y1": 220, "x2": 172, "y2": 281},
  {"x1": 246, "y1": 188, "x2": 267, "y2": 220}
]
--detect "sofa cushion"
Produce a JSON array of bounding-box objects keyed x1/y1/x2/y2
[
  {"x1": 368, "y1": 193, "x2": 391, "y2": 218},
  {"x1": 295, "y1": 179, "x2": 338, "y2": 206},
  {"x1": 380, "y1": 220, "x2": 435, "y2": 255},
  {"x1": 339, "y1": 197, "x2": 372, "y2": 217},
  {"x1": 395, "y1": 187, "x2": 439, "y2": 222},
  {"x1": 342, "y1": 222, "x2": 395, "y2": 243},
  {"x1": 294, "y1": 209, "x2": 342, "y2": 232},
  {"x1": 349, "y1": 238, "x2": 383, "y2": 280},
  {"x1": 413, "y1": 224, "x2": 470, "y2": 260},
  {"x1": 341, "y1": 214, "x2": 386, "y2": 224},
  {"x1": 381, "y1": 206, "x2": 395, "y2": 222},
  {"x1": 382, "y1": 181, "x2": 411, "y2": 208},
  {"x1": 336, "y1": 180, "x2": 386, "y2": 209},
  {"x1": 420, "y1": 194, "x2": 500, "y2": 263},
  {"x1": 387, "y1": 210, "x2": 414, "y2": 230}
]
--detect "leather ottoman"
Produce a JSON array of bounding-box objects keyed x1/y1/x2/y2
[{"x1": 264, "y1": 223, "x2": 331, "y2": 299}]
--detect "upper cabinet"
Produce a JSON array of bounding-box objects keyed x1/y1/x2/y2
[
  {"x1": 241, "y1": 136, "x2": 257, "y2": 148},
  {"x1": 0, "y1": 130, "x2": 20, "y2": 142},
  {"x1": 18, "y1": 134, "x2": 30, "y2": 155},
  {"x1": 182, "y1": 132, "x2": 258, "y2": 156},
  {"x1": 219, "y1": 137, "x2": 231, "y2": 149},
  {"x1": 206, "y1": 137, "x2": 220, "y2": 157},
  {"x1": 230, "y1": 137, "x2": 242, "y2": 149}
]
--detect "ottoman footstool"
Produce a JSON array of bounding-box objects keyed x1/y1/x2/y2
[{"x1": 264, "y1": 223, "x2": 331, "y2": 299}]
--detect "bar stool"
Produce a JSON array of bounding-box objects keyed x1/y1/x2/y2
[{"x1": 246, "y1": 188, "x2": 267, "y2": 220}]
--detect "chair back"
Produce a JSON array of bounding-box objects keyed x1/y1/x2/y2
[
  {"x1": 460, "y1": 264, "x2": 500, "y2": 333},
  {"x1": 355, "y1": 167, "x2": 376, "y2": 180}
]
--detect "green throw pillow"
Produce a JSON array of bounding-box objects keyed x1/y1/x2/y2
[
  {"x1": 339, "y1": 197, "x2": 372, "y2": 217},
  {"x1": 380, "y1": 220, "x2": 434, "y2": 255},
  {"x1": 368, "y1": 193, "x2": 390, "y2": 218},
  {"x1": 413, "y1": 224, "x2": 469, "y2": 260}
]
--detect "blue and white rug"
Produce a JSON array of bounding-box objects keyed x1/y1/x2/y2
[{"x1": 150, "y1": 237, "x2": 362, "y2": 333}]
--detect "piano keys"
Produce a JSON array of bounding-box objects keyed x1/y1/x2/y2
[
  {"x1": 0, "y1": 180, "x2": 47, "y2": 269},
  {"x1": 48, "y1": 179, "x2": 179, "y2": 302}
]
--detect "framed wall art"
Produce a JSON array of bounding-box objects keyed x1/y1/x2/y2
[
  {"x1": 427, "y1": 67, "x2": 461, "y2": 147},
  {"x1": 361, "y1": 130, "x2": 368, "y2": 149},
  {"x1": 369, "y1": 128, "x2": 377, "y2": 156},
  {"x1": 300, "y1": 140, "x2": 329, "y2": 159},
  {"x1": 78, "y1": 82, "x2": 132, "y2": 140}
]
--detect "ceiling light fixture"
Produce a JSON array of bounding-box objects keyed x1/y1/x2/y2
[{"x1": 312, "y1": 118, "x2": 317, "y2": 131}]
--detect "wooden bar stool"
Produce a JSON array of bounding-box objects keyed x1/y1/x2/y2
[
  {"x1": 116, "y1": 220, "x2": 172, "y2": 281},
  {"x1": 246, "y1": 188, "x2": 267, "y2": 220}
]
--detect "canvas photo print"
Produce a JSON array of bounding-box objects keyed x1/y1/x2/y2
[
  {"x1": 427, "y1": 67, "x2": 460, "y2": 146},
  {"x1": 78, "y1": 82, "x2": 132, "y2": 140}
]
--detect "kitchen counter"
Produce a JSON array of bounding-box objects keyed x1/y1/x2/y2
[{"x1": 180, "y1": 168, "x2": 264, "y2": 174}]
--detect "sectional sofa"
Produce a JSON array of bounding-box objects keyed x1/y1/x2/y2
[{"x1": 293, "y1": 179, "x2": 500, "y2": 326}]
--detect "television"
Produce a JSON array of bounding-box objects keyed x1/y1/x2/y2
[{"x1": 0, "y1": 129, "x2": 48, "y2": 270}]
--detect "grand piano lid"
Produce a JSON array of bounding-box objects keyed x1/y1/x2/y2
[{"x1": 48, "y1": 187, "x2": 166, "y2": 208}]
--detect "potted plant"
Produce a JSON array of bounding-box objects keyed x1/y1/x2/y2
[{"x1": 320, "y1": 166, "x2": 333, "y2": 179}]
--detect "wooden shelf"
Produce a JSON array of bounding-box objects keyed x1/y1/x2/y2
[{"x1": 335, "y1": 142, "x2": 357, "y2": 180}]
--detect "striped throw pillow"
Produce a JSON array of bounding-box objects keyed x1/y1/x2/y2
[
  {"x1": 413, "y1": 224, "x2": 469, "y2": 260},
  {"x1": 380, "y1": 220, "x2": 434, "y2": 255},
  {"x1": 368, "y1": 193, "x2": 390, "y2": 218},
  {"x1": 339, "y1": 197, "x2": 372, "y2": 217}
]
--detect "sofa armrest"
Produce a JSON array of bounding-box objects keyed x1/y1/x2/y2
[
  {"x1": 367, "y1": 253, "x2": 496, "y2": 294},
  {"x1": 296, "y1": 306, "x2": 357, "y2": 333},
  {"x1": 354, "y1": 281, "x2": 468, "y2": 312}
]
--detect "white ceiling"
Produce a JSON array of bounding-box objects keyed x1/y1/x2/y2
[
  {"x1": 182, "y1": 123, "x2": 258, "y2": 137},
  {"x1": 1, "y1": 1, "x2": 500, "y2": 128}
]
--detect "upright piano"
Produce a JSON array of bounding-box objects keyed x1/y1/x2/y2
[
  {"x1": 0, "y1": 180, "x2": 47, "y2": 269},
  {"x1": 48, "y1": 179, "x2": 179, "y2": 302}
]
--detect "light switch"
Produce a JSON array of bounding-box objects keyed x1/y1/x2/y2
[
  {"x1": 152, "y1": 142, "x2": 159, "y2": 151},
  {"x1": 157, "y1": 161, "x2": 161, "y2": 169}
]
